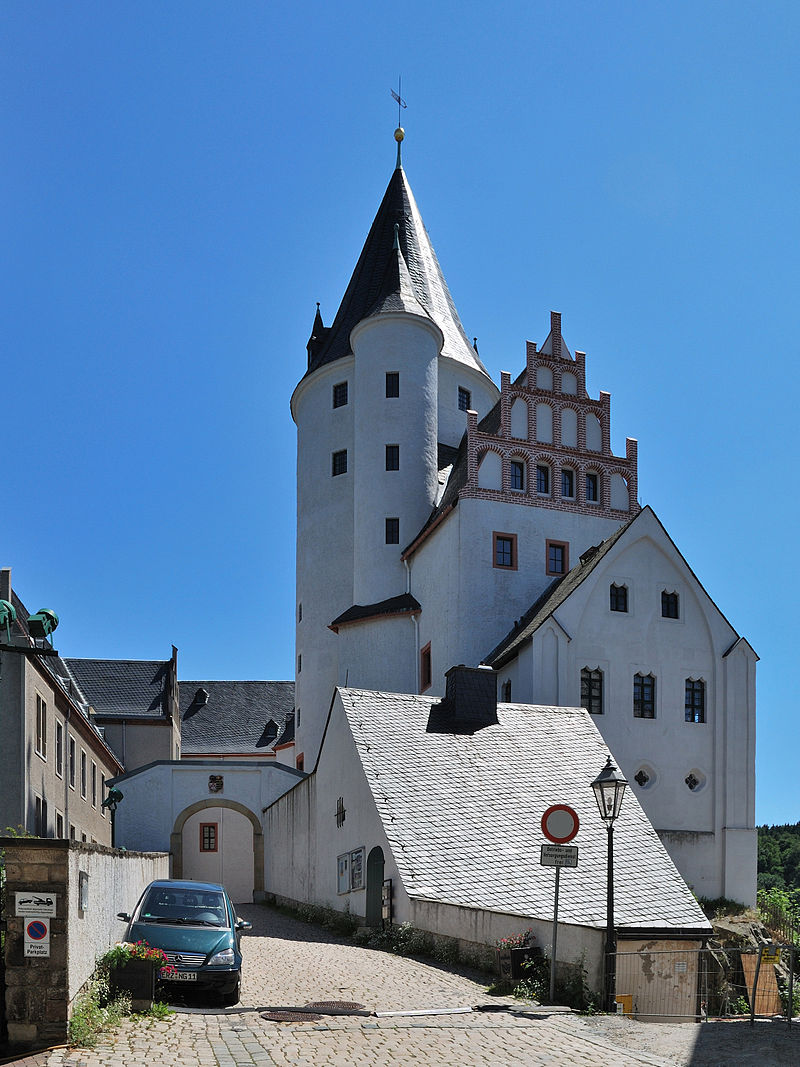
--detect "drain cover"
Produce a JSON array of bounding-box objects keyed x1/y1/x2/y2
[
  {"x1": 261, "y1": 1010, "x2": 322, "y2": 1023},
  {"x1": 304, "y1": 1000, "x2": 366, "y2": 1013}
]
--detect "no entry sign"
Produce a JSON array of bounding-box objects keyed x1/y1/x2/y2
[{"x1": 541, "y1": 804, "x2": 580, "y2": 844}]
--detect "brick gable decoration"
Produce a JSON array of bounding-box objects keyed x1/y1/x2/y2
[{"x1": 462, "y1": 312, "x2": 640, "y2": 517}]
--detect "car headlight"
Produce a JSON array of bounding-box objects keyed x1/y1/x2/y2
[{"x1": 207, "y1": 948, "x2": 235, "y2": 967}]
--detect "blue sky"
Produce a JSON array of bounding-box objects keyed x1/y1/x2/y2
[{"x1": 4, "y1": 2, "x2": 798, "y2": 824}]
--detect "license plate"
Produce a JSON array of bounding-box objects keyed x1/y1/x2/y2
[{"x1": 160, "y1": 969, "x2": 197, "y2": 982}]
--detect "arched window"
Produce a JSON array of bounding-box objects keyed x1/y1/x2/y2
[
  {"x1": 535, "y1": 403, "x2": 553, "y2": 443},
  {"x1": 586, "y1": 413, "x2": 602, "y2": 452},
  {"x1": 610, "y1": 473, "x2": 629, "y2": 511},
  {"x1": 510, "y1": 398, "x2": 528, "y2": 439},
  {"x1": 477, "y1": 450, "x2": 502, "y2": 489},
  {"x1": 561, "y1": 408, "x2": 578, "y2": 447},
  {"x1": 685, "y1": 679, "x2": 705, "y2": 723},
  {"x1": 561, "y1": 468, "x2": 575, "y2": 499},
  {"x1": 510, "y1": 459, "x2": 526, "y2": 492},
  {"x1": 561, "y1": 371, "x2": 577, "y2": 395},
  {"x1": 536, "y1": 464, "x2": 550, "y2": 495},
  {"x1": 536, "y1": 366, "x2": 553, "y2": 391}
]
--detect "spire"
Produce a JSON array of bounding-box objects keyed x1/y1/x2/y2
[
  {"x1": 306, "y1": 302, "x2": 329, "y2": 365},
  {"x1": 303, "y1": 166, "x2": 490, "y2": 379},
  {"x1": 366, "y1": 223, "x2": 430, "y2": 320}
]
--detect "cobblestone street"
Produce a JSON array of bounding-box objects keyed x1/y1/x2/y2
[{"x1": 44, "y1": 906, "x2": 800, "y2": 1066}]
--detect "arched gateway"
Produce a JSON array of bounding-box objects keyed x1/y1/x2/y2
[{"x1": 170, "y1": 798, "x2": 264, "y2": 902}]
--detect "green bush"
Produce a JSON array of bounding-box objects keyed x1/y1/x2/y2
[{"x1": 68, "y1": 975, "x2": 131, "y2": 1047}]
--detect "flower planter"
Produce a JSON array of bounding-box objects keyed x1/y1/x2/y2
[
  {"x1": 109, "y1": 960, "x2": 156, "y2": 1010},
  {"x1": 497, "y1": 945, "x2": 542, "y2": 980}
]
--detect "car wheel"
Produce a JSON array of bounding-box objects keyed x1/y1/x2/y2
[{"x1": 220, "y1": 979, "x2": 240, "y2": 1008}]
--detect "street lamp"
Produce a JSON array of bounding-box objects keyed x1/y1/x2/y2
[
  {"x1": 101, "y1": 786, "x2": 124, "y2": 847},
  {"x1": 591, "y1": 755, "x2": 628, "y2": 1013}
]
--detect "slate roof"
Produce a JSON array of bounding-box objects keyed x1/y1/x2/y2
[
  {"x1": 330, "y1": 593, "x2": 421, "y2": 633},
  {"x1": 339, "y1": 688, "x2": 711, "y2": 933},
  {"x1": 304, "y1": 165, "x2": 489, "y2": 379},
  {"x1": 179, "y1": 681, "x2": 295, "y2": 754},
  {"x1": 483, "y1": 515, "x2": 636, "y2": 668},
  {"x1": 65, "y1": 658, "x2": 172, "y2": 719}
]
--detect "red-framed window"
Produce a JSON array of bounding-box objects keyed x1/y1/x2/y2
[{"x1": 200, "y1": 822, "x2": 218, "y2": 852}]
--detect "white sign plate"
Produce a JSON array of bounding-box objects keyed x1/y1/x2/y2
[
  {"x1": 540, "y1": 844, "x2": 579, "y2": 868},
  {"x1": 15, "y1": 891, "x2": 57, "y2": 917},
  {"x1": 24, "y1": 917, "x2": 51, "y2": 957}
]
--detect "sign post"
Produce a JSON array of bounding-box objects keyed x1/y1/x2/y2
[{"x1": 541, "y1": 806, "x2": 580, "y2": 1004}]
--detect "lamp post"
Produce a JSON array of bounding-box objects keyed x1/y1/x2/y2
[
  {"x1": 591, "y1": 755, "x2": 627, "y2": 1013},
  {"x1": 101, "y1": 787, "x2": 124, "y2": 847}
]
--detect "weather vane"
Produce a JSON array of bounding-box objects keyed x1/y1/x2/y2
[{"x1": 390, "y1": 78, "x2": 407, "y2": 126}]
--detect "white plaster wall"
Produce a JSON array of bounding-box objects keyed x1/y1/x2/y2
[
  {"x1": 292, "y1": 356, "x2": 355, "y2": 767},
  {"x1": 336, "y1": 615, "x2": 417, "y2": 694},
  {"x1": 351, "y1": 313, "x2": 441, "y2": 605},
  {"x1": 437, "y1": 357, "x2": 498, "y2": 448},
  {"x1": 67, "y1": 845, "x2": 168, "y2": 1006},
  {"x1": 111, "y1": 761, "x2": 302, "y2": 854},
  {"x1": 182, "y1": 806, "x2": 254, "y2": 902}
]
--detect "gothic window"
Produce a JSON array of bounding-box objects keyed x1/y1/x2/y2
[
  {"x1": 385, "y1": 517, "x2": 399, "y2": 544},
  {"x1": 332, "y1": 450, "x2": 347, "y2": 476},
  {"x1": 332, "y1": 382, "x2": 348, "y2": 408},
  {"x1": 385, "y1": 372, "x2": 399, "y2": 397},
  {"x1": 610, "y1": 584, "x2": 628, "y2": 613},
  {"x1": 385, "y1": 444, "x2": 400, "y2": 470},
  {"x1": 510, "y1": 460, "x2": 525, "y2": 491},
  {"x1": 585, "y1": 472, "x2": 599, "y2": 503},
  {"x1": 546, "y1": 540, "x2": 569, "y2": 575},
  {"x1": 493, "y1": 532, "x2": 517, "y2": 569},
  {"x1": 685, "y1": 679, "x2": 705, "y2": 723},
  {"x1": 661, "y1": 591, "x2": 679, "y2": 619},
  {"x1": 536, "y1": 465, "x2": 550, "y2": 494},
  {"x1": 458, "y1": 386, "x2": 471, "y2": 411},
  {"x1": 633, "y1": 673, "x2": 656, "y2": 718},
  {"x1": 420, "y1": 643, "x2": 432, "y2": 692},
  {"x1": 581, "y1": 667, "x2": 603, "y2": 715},
  {"x1": 561, "y1": 468, "x2": 575, "y2": 499}
]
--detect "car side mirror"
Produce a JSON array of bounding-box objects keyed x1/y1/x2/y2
[
  {"x1": 117, "y1": 912, "x2": 131, "y2": 922},
  {"x1": 235, "y1": 919, "x2": 252, "y2": 931}
]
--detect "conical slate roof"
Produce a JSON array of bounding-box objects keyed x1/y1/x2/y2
[{"x1": 305, "y1": 166, "x2": 489, "y2": 378}]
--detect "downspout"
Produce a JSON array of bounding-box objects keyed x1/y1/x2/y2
[
  {"x1": 403, "y1": 559, "x2": 420, "y2": 693},
  {"x1": 64, "y1": 704, "x2": 70, "y2": 835}
]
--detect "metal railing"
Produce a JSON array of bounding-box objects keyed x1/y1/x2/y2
[{"x1": 611, "y1": 945, "x2": 798, "y2": 1025}]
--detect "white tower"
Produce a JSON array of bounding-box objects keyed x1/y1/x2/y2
[{"x1": 291, "y1": 132, "x2": 499, "y2": 767}]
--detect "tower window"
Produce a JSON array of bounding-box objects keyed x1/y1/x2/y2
[
  {"x1": 493, "y1": 532, "x2": 517, "y2": 569},
  {"x1": 610, "y1": 584, "x2": 628, "y2": 612},
  {"x1": 332, "y1": 382, "x2": 348, "y2": 408},
  {"x1": 420, "y1": 642, "x2": 432, "y2": 692},
  {"x1": 661, "y1": 591, "x2": 679, "y2": 619},
  {"x1": 633, "y1": 673, "x2": 656, "y2": 718},
  {"x1": 536, "y1": 465, "x2": 550, "y2": 494},
  {"x1": 298, "y1": 602, "x2": 302, "y2": 623},
  {"x1": 458, "y1": 386, "x2": 471, "y2": 411},
  {"x1": 501, "y1": 679, "x2": 512, "y2": 702},
  {"x1": 561, "y1": 469, "x2": 575, "y2": 498},
  {"x1": 581, "y1": 668, "x2": 603, "y2": 715},
  {"x1": 385, "y1": 517, "x2": 399, "y2": 544},
  {"x1": 297, "y1": 654, "x2": 302, "y2": 673},
  {"x1": 510, "y1": 460, "x2": 525, "y2": 491},
  {"x1": 685, "y1": 679, "x2": 705, "y2": 723},
  {"x1": 386, "y1": 372, "x2": 400, "y2": 398},
  {"x1": 585, "y1": 472, "x2": 599, "y2": 503},
  {"x1": 385, "y1": 444, "x2": 400, "y2": 470},
  {"x1": 546, "y1": 540, "x2": 569, "y2": 575},
  {"x1": 332, "y1": 450, "x2": 347, "y2": 476}
]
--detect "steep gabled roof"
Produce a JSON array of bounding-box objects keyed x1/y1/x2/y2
[
  {"x1": 305, "y1": 165, "x2": 488, "y2": 378},
  {"x1": 179, "y1": 680, "x2": 295, "y2": 754},
  {"x1": 338, "y1": 687, "x2": 710, "y2": 932},
  {"x1": 65, "y1": 657, "x2": 173, "y2": 719}
]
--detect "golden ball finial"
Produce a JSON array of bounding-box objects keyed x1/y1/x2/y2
[{"x1": 394, "y1": 127, "x2": 405, "y2": 142}]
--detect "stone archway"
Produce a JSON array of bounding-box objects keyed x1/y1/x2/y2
[{"x1": 170, "y1": 798, "x2": 264, "y2": 899}]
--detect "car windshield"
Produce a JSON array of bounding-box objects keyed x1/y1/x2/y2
[{"x1": 139, "y1": 887, "x2": 228, "y2": 927}]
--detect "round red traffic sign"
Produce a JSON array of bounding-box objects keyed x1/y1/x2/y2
[
  {"x1": 541, "y1": 804, "x2": 580, "y2": 844},
  {"x1": 27, "y1": 920, "x2": 48, "y2": 941}
]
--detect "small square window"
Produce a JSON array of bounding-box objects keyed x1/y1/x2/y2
[
  {"x1": 561, "y1": 469, "x2": 575, "y2": 498},
  {"x1": 493, "y1": 532, "x2": 517, "y2": 569},
  {"x1": 332, "y1": 450, "x2": 347, "y2": 476},
  {"x1": 634, "y1": 673, "x2": 656, "y2": 718},
  {"x1": 385, "y1": 444, "x2": 400, "y2": 470},
  {"x1": 586, "y1": 472, "x2": 599, "y2": 502},
  {"x1": 420, "y1": 643, "x2": 432, "y2": 692},
  {"x1": 200, "y1": 823, "x2": 218, "y2": 852},
  {"x1": 546, "y1": 539, "x2": 569, "y2": 575},
  {"x1": 386, "y1": 372, "x2": 400, "y2": 398},
  {"x1": 385, "y1": 517, "x2": 399, "y2": 544},
  {"x1": 661, "y1": 591, "x2": 679, "y2": 619},
  {"x1": 685, "y1": 678, "x2": 705, "y2": 723},
  {"x1": 510, "y1": 460, "x2": 525, "y2": 491},
  {"x1": 536, "y1": 465, "x2": 550, "y2": 494},
  {"x1": 610, "y1": 584, "x2": 628, "y2": 612},
  {"x1": 332, "y1": 382, "x2": 348, "y2": 408},
  {"x1": 458, "y1": 386, "x2": 471, "y2": 411}
]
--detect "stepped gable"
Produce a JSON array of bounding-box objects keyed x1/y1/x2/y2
[{"x1": 305, "y1": 165, "x2": 488, "y2": 378}]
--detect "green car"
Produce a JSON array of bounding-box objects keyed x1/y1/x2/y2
[{"x1": 117, "y1": 878, "x2": 252, "y2": 1006}]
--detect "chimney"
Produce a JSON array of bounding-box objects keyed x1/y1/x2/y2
[
  {"x1": 0, "y1": 568, "x2": 11, "y2": 603},
  {"x1": 426, "y1": 665, "x2": 498, "y2": 734}
]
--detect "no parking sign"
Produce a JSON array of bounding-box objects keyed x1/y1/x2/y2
[{"x1": 24, "y1": 918, "x2": 50, "y2": 957}]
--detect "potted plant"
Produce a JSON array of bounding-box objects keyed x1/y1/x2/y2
[
  {"x1": 100, "y1": 941, "x2": 172, "y2": 1010},
  {"x1": 496, "y1": 929, "x2": 540, "y2": 980}
]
